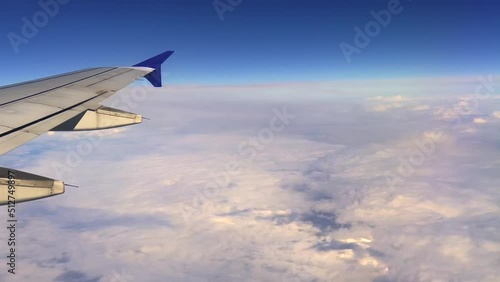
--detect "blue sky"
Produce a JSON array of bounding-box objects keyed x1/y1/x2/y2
[{"x1": 1, "y1": 0, "x2": 499, "y2": 85}]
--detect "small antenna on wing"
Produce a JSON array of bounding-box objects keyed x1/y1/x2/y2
[
  {"x1": 143, "y1": 117, "x2": 151, "y2": 121},
  {"x1": 65, "y1": 184, "x2": 79, "y2": 188}
]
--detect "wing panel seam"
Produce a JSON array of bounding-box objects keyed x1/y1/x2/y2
[
  {"x1": 0, "y1": 68, "x2": 99, "y2": 91},
  {"x1": 0, "y1": 68, "x2": 117, "y2": 108},
  {"x1": 0, "y1": 92, "x2": 109, "y2": 138},
  {"x1": 85, "y1": 69, "x2": 136, "y2": 87}
]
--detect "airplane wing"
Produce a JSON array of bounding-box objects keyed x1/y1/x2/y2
[{"x1": 0, "y1": 50, "x2": 174, "y2": 205}]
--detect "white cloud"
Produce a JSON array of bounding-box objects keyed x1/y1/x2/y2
[
  {"x1": 411, "y1": 104, "x2": 430, "y2": 111},
  {"x1": 1, "y1": 82, "x2": 499, "y2": 282},
  {"x1": 369, "y1": 95, "x2": 406, "y2": 102},
  {"x1": 371, "y1": 103, "x2": 404, "y2": 112},
  {"x1": 473, "y1": 117, "x2": 488, "y2": 124}
]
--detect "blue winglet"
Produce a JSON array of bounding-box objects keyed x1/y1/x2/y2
[{"x1": 134, "y1": 50, "x2": 174, "y2": 87}]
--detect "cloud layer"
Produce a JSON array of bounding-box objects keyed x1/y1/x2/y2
[{"x1": 0, "y1": 78, "x2": 499, "y2": 282}]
